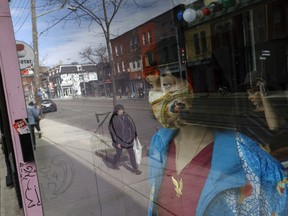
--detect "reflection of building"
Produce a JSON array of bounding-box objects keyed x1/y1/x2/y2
[
  {"x1": 21, "y1": 67, "x2": 34, "y2": 102},
  {"x1": 42, "y1": 1, "x2": 288, "y2": 100},
  {"x1": 47, "y1": 64, "x2": 98, "y2": 98},
  {"x1": 95, "y1": 62, "x2": 112, "y2": 97},
  {"x1": 139, "y1": 21, "x2": 157, "y2": 79},
  {"x1": 21, "y1": 66, "x2": 50, "y2": 102},
  {"x1": 110, "y1": 5, "x2": 185, "y2": 97},
  {"x1": 156, "y1": 5, "x2": 186, "y2": 79},
  {"x1": 111, "y1": 31, "x2": 134, "y2": 97},
  {"x1": 184, "y1": 0, "x2": 288, "y2": 94}
]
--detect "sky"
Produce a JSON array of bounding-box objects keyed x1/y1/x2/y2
[{"x1": 9, "y1": 0, "x2": 189, "y2": 67}]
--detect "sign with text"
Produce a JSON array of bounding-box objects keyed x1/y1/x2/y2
[{"x1": 16, "y1": 40, "x2": 34, "y2": 70}]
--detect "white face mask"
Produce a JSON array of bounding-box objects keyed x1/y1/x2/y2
[{"x1": 149, "y1": 83, "x2": 194, "y2": 129}]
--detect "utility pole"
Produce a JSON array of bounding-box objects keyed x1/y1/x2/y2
[{"x1": 31, "y1": 0, "x2": 41, "y2": 106}]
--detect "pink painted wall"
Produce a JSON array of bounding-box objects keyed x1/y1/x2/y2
[{"x1": 0, "y1": 1, "x2": 43, "y2": 215}]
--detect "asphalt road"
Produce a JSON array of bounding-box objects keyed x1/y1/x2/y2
[{"x1": 42, "y1": 97, "x2": 161, "y2": 149}]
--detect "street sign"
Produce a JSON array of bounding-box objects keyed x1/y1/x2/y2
[{"x1": 16, "y1": 40, "x2": 34, "y2": 70}]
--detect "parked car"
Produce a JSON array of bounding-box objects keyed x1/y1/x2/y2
[{"x1": 42, "y1": 99, "x2": 57, "y2": 113}]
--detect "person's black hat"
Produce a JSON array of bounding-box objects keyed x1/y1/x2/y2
[
  {"x1": 113, "y1": 104, "x2": 124, "y2": 112},
  {"x1": 238, "y1": 71, "x2": 281, "y2": 92},
  {"x1": 235, "y1": 71, "x2": 260, "y2": 92},
  {"x1": 243, "y1": 71, "x2": 262, "y2": 88}
]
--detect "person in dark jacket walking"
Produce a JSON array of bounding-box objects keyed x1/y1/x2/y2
[{"x1": 108, "y1": 104, "x2": 141, "y2": 175}]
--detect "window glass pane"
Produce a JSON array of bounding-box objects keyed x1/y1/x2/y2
[{"x1": 12, "y1": 1, "x2": 288, "y2": 216}]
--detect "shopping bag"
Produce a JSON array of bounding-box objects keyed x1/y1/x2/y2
[{"x1": 133, "y1": 137, "x2": 142, "y2": 164}]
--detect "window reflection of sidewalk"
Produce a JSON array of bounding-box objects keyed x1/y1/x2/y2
[
  {"x1": 36, "y1": 119, "x2": 149, "y2": 216},
  {"x1": 91, "y1": 134, "x2": 137, "y2": 173}
]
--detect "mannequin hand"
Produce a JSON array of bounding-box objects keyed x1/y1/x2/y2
[{"x1": 256, "y1": 79, "x2": 267, "y2": 96}]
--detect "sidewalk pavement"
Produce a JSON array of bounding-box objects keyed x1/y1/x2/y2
[
  {"x1": 0, "y1": 118, "x2": 151, "y2": 216},
  {"x1": 37, "y1": 118, "x2": 150, "y2": 216},
  {"x1": 0, "y1": 150, "x2": 24, "y2": 216}
]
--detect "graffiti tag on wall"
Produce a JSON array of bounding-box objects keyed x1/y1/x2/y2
[{"x1": 20, "y1": 162, "x2": 41, "y2": 208}]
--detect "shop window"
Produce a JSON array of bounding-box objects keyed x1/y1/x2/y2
[
  {"x1": 117, "y1": 63, "x2": 120, "y2": 73},
  {"x1": 163, "y1": 47, "x2": 169, "y2": 61},
  {"x1": 134, "y1": 36, "x2": 139, "y2": 48},
  {"x1": 200, "y1": 31, "x2": 207, "y2": 53},
  {"x1": 272, "y1": 7, "x2": 282, "y2": 38},
  {"x1": 142, "y1": 33, "x2": 146, "y2": 46},
  {"x1": 253, "y1": 6, "x2": 266, "y2": 42},
  {"x1": 145, "y1": 52, "x2": 155, "y2": 67},
  {"x1": 122, "y1": 61, "x2": 125, "y2": 71},
  {"x1": 172, "y1": 44, "x2": 178, "y2": 60},
  {"x1": 162, "y1": 22, "x2": 168, "y2": 37},
  {"x1": 130, "y1": 35, "x2": 139, "y2": 50},
  {"x1": 193, "y1": 33, "x2": 201, "y2": 55},
  {"x1": 148, "y1": 31, "x2": 152, "y2": 44},
  {"x1": 130, "y1": 38, "x2": 133, "y2": 50},
  {"x1": 216, "y1": 25, "x2": 225, "y2": 47},
  {"x1": 115, "y1": 46, "x2": 118, "y2": 56},
  {"x1": 27, "y1": 2, "x2": 288, "y2": 216}
]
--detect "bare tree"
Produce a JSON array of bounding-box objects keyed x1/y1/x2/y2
[
  {"x1": 79, "y1": 47, "x2": 97, "y2": 64},
  {"x1": 79, "y1": 45, "x2": 108, "y2": 64},
  {"x1": 47, "y1": 0, "x2": 126, "y2": 106},
  {"x1": 79, "y1": 45, "x2": 110, "y2": 97}
]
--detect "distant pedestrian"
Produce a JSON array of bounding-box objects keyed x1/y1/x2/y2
[
  {"x1": 138, "y1": 87, "x2": 144, "y2": 98},
  {"x1": 37, "y1": 89, "x2": 43, "y2": 99},
  {"x1": 118, "y1": 88, "x2": 122, "y2": 98},
  {"x1": 27, "y1": 101, "x2": 40, "y2": 148},
  {"x1": 108, "y1": 104, "x2": 141, "y2": 175}
]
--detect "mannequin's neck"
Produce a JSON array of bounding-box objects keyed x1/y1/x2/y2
[{"x1": 174, "y1": 125, "x2": 214, "y2": 174}]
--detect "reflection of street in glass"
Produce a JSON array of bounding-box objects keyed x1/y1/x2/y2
[
  {"x1": 36, "y1": 117, "x2": 149, "y2": 216},
  {"x1": 38, "y1": 155, "x2": 75, "y2": 202},
  {"x1": 94, "y1": 148, "x2": 131, "y2": 171}
]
